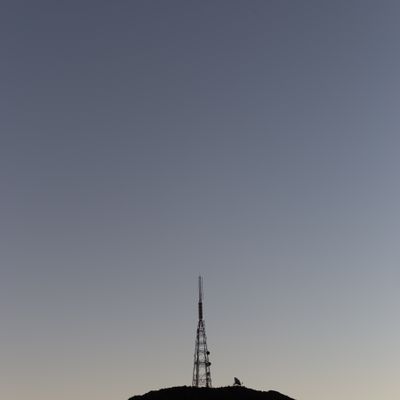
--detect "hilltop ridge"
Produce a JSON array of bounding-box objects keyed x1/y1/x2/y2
[{"x1": 128, "y1": 386, "x2": 295, "y2": 400}]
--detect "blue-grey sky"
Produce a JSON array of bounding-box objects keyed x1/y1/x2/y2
[{"x1": 1, "y1": 1, "x2": 400, "y2": 400}]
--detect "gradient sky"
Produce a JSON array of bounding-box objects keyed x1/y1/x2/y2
[{"x1": 2, "y1": 1, "x2": 400, "y2": 400}]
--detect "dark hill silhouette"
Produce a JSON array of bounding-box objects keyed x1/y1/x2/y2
[{"x1": 128, "y1": 386, "x2": 295, "y2": 400}]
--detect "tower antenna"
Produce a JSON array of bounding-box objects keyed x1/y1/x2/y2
[{"x1": 192, "y1": 276, "x2": 212, "y2": 387}]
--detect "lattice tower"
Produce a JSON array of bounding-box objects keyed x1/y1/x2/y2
[{"x1": 192, "y1": 276, "x2": 212, "y2": 387}]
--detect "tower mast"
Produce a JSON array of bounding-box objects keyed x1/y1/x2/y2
[{"x1": 192, "y1": 276, "x2": 212, "y2": 387}]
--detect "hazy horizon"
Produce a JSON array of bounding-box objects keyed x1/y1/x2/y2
[{"x1": 2, "y1": 2, "x2": 400, "y2": 400}]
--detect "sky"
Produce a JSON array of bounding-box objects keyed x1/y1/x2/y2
[{"x1": 1, "y1": 1, "x2": 400, "y2": 400}]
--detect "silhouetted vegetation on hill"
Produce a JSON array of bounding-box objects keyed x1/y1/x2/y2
[{"x1": 128, "y1": 386, "x2": 295, "y2": 400}]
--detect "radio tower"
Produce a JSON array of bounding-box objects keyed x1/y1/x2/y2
[{"x1": 192, "y1": 276, "x2": 212, "y2": 388}]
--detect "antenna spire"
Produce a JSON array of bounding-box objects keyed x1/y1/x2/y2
[{"x1": 198, "y1": 276, "x2": 203, "y2": 320}]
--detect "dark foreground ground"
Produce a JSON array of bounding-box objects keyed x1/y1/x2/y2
[{"x1": 128, "y1": 386, "x2": 295, "y2": 400}]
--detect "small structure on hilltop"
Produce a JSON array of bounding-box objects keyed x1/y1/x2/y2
[{"x1": 233, "y1": 377, "x2": 242, "y2": 386}]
